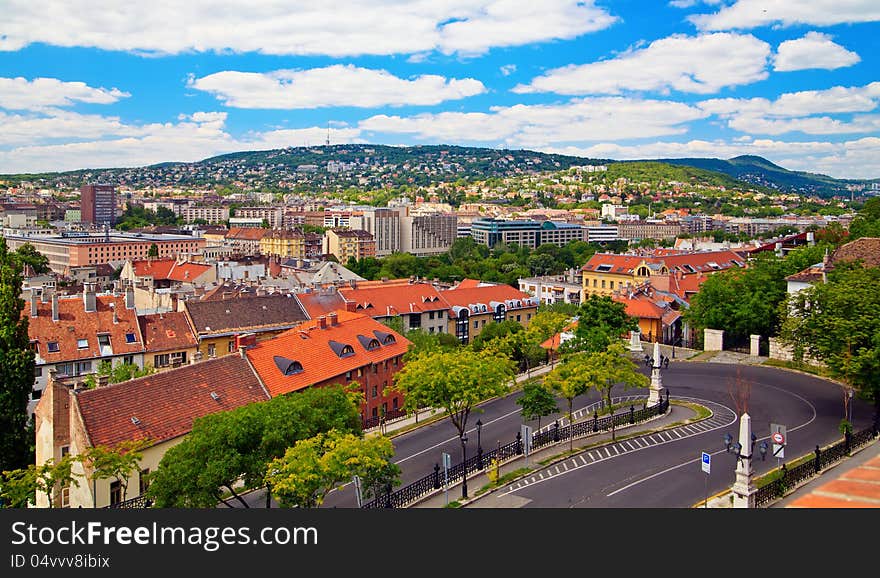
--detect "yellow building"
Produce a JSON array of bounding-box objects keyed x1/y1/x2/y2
[
  {"x1": 440, "y1": 280, "x2": 539, "y2": 344},
  {"x1": 323, "y1": 228, "x2": 376, "y2": 262},
  {"x1": 581, "y1": 254, "x2": 665, "y2": 297},
  {"x1": 259, "y1": 228, "x2": 306, "y2": 259}
]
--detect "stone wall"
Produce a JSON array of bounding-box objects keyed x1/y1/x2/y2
[{"x1": 704, "y1": 328, "x2": 724, "y2": 351}]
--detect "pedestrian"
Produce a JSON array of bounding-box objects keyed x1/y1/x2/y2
[{"x1": 663, "y1": 356, "x2": 669, "y2": 369}]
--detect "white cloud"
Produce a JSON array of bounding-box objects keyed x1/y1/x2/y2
[
  {"x1": 190, "y1": 66, "x2": 485, "y2": 109},
  {"x1": 0, "y1": 0, "x2": 617, "y2": 57},
  {"x1": 546, "y1": 137, "x2": 880, "y2": 179},
  {"x1": 0, "y1": 110, "x2": 364, "y2": 173},
  {"x1": 774, "y1": 32, "x2": 860, "y2": 72},
  {"x1": 359, "y1": 97, "x2": 708, "y2": 146},
  {"x1": 691, "y1": 0, "x2": 880, "y2": 31},
  {"x1": 514, "y1": 33, "x2": 770, "y2": 95},
  {"x1": 500, "y1": 64, "x2": 517, "y2": 77},
  {"x1": 700, "y1": 82, "x2": 880, "y2": 135},
  {"x1": 0, "y1": 77, "x2": 128, "y2": 111}
]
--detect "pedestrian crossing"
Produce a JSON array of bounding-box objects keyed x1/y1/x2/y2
[
  {"x1": 535, "y1": 395, "x2": 647, "y2": 433},
  {"x1": 501, "y1": 400, "x2": 736, "y2": 497}
]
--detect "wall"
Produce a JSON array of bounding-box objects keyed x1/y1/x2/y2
[{"x1": 704, "y1": 328, "x2": 724, "y2": 351}]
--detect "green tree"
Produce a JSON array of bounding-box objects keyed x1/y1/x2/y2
[
  {"x1": 147, "y1": 243, "x2": 159, "y2": 258},
  {"x1": 392, "y1": 349, "x2": 515, "y2": 467},
  {"x1": 265, "y1": 429, "x2": 398, "y2": 508},
  {"x1": 148, "y1": 385, "x2": 362, "y2": 508},
  {"x1": 780, "y1": 265, "x2": 880, "y2": 422},
  {"x1": 563, "y1": 294, "x2": 637, "y2": 354},
  {"x1": 516, "y1": 382, "x2": 558, "y2": 432},
  {"x1": 0, "y1": 465, "x2": 38, "y2": 508},
  {"x1": 14, "y1": 243, "x2": 50, "y2": 275},
  {"x1": 0, "y1": 238, "x2": 35, "y2": 472},
  {"x1": 580, "y1": 342, "x2": 650, "y2": 441},
  {"x1": 525, "y1": 310, "x2": 570, "y2": 344},
  {"x1": 848, "y1": 197, "x2": 880, "y2": 240},
  {"x1": 543, "y1": 353, "x2": 592, "y2": 452},
  {"x1": 82, "y1": 439, "x2": 151, "y2": 504}
]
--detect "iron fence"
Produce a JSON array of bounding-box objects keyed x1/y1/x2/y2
[
  {"x1": 105, "y1": 495, "x2": 153, "y2": 509},
  {"x1": 362, "y1": 393, "x2": 670, "y2": 508},
  {"x1": 362, "y1": 407, "x2": 410, "y2": 431},
  {"x1": 754, "y1": 425, "x2": 879, "y2": 507}
]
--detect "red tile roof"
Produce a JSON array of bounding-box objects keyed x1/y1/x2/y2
[
  {"x1": 75, "y1": 354, "x2": 269, "y2": 448},
  {"x1": 440, "y1": 282, "x2": 538, "y2": 318},
  {"x1": 25, "y1": 294, "x2": 143, "y2": 362},
  {"x1": 131, "y1": 259, "x2": 214, "y2": 283},
  {"x1": 138, "y1": 311, "x2": 198, "y2": 353},
  {"x1": 246, "y1": 310, "x2": 410, "y2": 397},
  {"x1": 225, "y1": 228, "x2": 269, "y2": 241},
  {"x1": 339, "y1": 282, "x2": 448, "y2": 317},
  {"x1": 582, "y1": 250, "x2": 745, "y2": 276},
  {"x1": 296, "y1": 290, "x2": 347, "y2": 318}
]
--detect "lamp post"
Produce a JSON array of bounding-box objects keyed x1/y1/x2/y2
[
  {"x1": 460, "y1": 433, "x2": 468, "y2": 500},
  {"x1": 476, "y1": 420, "x2": 483, "y2": 469}
]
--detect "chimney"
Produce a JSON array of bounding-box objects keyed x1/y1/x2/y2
[
  {"x1": 125, "y1": 283, "x2": 135, "y2": 309},
  {"x1": 51, "y1": 292, "x2": 59, "y2": 322},
  {"x1": 806, "y1": 231, "x2": 815, "y2": 246},
  {"x1": 83, "y1": 282, "x2": 96, "y2": 313},
  {"x1": 328, "y1": 312, "x2": 338, "y2": 326},
  {"x1": 111, "y1": 303, "x2": 118, "y2": 324},
  {"x1": 30, "y1": 288, "x2": 39, "y2": 317},
  {"x1": 318, "y1": 316, "x2": 327, "y2": 329},
  {"x1": 41, "y1": 288, "x2": 48, "y2": 303},
  {"x1": 345, "y1": 300, "x2": 357, "y2": 312}
]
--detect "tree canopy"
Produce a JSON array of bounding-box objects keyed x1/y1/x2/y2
[{"x1": 562, "y1": 294, "x2": 637, "y2": 354}]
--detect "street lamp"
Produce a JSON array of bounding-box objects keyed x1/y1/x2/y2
[
  {"x1": 460, "y1": 433, "x2": 468, "y2": 500},
  {"x1": 724, "y1": 433, "x2": 733, "y2": 452},
  {"x1": 476, "y1": 420, "x2": 483, "y2": 469},
  {"x1": 758, "y1": 441, "x2": 768, "y2": 461}
]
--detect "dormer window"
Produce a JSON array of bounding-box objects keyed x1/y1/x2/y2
[
  {"x1": 77, "y1": 338, "x2": 89, "y2": 349},
  {"x1": 125, "y1": 333, "x2": 137, "y2": 344},
  {"x1": 329, "y1": 340, "x2": 356, "y2": 358},
  {"x1": 47, "y1": 341, "x2": 60, "y2": 353}
]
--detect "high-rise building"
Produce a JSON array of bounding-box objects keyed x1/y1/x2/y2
[{"x1": 80, "y1": 184, "x2": 116, "y2": 226}]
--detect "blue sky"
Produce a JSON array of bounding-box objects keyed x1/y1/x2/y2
[{"x1": 1, "y1": 0, "x2": 879, "y2": 178}]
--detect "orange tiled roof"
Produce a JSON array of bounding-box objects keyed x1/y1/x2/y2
[
  {"x1": 296, "y1": 290, "x2": 347, "y2": 318},
  {"x1": 25, "y1": 294, "x2": 143, "y2": 362},
  {"x1": 138, "y1": 311, "x2": 198, "y2": 353},
  {"x1": 75, "y1": 354, "x2": 269, "y2": 448},
  {"x1": 131, "y1": 258, "x2": 213, "y2": 282},
  {"x1": 339, "y1": 282, "x2": 448, "y2": 317},
  {"x1": 540, "y1": 321, "x2": 578, "y2": 351},
  {"x1": 440, "y1": 282, "x2": 537, "y2": 318},
  {"x1": 245, "y1": 310, "x2": 410, "y2": 397},
  {"x1": 225, "y1": 227, "x2": 269, "y2": 241},
  {"x1": 582, "y1": 250, "x2": 745, "y2": 275}
]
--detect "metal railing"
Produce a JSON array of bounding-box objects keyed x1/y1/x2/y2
[
  {"x1": 754, "y1": 425, "x2": 879, "y2": 507},
  {"x1": 105, "y1": 495, "x2": 153, "y2": 509},
  {"x1": 362, "y1": 393, "x2": 670, "y2": 508}
]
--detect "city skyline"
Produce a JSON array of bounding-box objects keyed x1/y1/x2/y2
[{"x1": 1, "y1": 1, "x2": 879, "y2": 178}]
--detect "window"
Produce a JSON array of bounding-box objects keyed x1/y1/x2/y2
[
  {"x1": 34, "y1": 366, "x2": 42, "y2": 377},
  {"x1": 123, "y1": 355, "x2": 134, "y2": 365},
  {"x1": 125, "y1": 333, "x2": 137, "y2": 344},
  {"x1": 482, "y1": 320, "x2": 486, "y2": 327},
  {"x1": 31, "y1": 389, "x2": 42, "y2": 401},
  {"x1": 429, "y1": 311, "x2": 435, "y2": 320},
  {"x1": 98, "y1": 334, "x2": 112, "y2": 356},
  {"x1": 357, "y1": 368, "x2": 363, "y2": 378},
  {"x1": 393, "y1": 356, "x2": 399, "y2": 367},
  {"x1": 109, "y1": 481, "x2": 122, "y2": 505},
  {"x1": 61, "y1": 445, "x2": 69, "y2": 457},
  {"x1": 601, "y1": 280, "x2": 606, "y2": 289},
  {"x1": 527, "y1": 314, "x2": 531, "y2": 320},
  {"x1": 429, "y1": 327, "x2": 434, "y2": 333},
  {"x1": 409, "y1": 314, "x2": 421, "y2": 330},
  {"x1": 438, "y1": 311, "x2": 444, "y2": 319},
  {"x1": 371, "y1": 407, "x2": 378, "y2": 418},
  {"x1": 371, "y1": 385, "x2": 378, "y2": 398},
  {"x1": 610, "y1": 281, "x2": 614, "y2": 289},
  {"x1": 592, "y1": 279, "x2": 597, "y2": 288},
  {"x1": 345, "y1": 371, "x2": 352, "y2": 381},
  {"x1": 228, "y1": 340, "x2": 235, "y2": 353},
  {"x1": 207, "y1": 344, "x2": 216, "y2": 357},
  {"x1": 392, "y1": 397, "x2": 398, "y2": 410},
  {"x1": 154, "y1": 354, "x2": 170, "y2": 368},
  {"x1": 76, "y1": 361, "x2": 91, "y2": 375},
  {"x1": 372, "y1": 364, "x2": 378, "y2": 374},
  {"x1": 47, "y1": 341, "x2": 60, "y2": 353},
  {"x1": 139, "y1": 468, "x2": 150, "y2": 495},
  {"x1": 60, "y1": 486, "x2": 70, "y2": 508}
]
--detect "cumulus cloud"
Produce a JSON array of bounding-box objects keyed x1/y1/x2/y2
[
  {"x1": 0, "y1": 0, "x2": 617, "y2": 57},
  {"x1": 0, "y1": 110, "x2": 363, "y2": 173},
  {"x1": 500, "y1": 64, "x2": 517, "y2": 76},
  {"x1": 691, "y1": 0, "x2": 880, "y2": 31},
  {"x1": 546, "y1": 137, "x2": 880, "y2": 179},
  {"x1": 190, "y1": 66, "x2": 485, "y2": 109},
  {"x1": 0, "y1": 77, "x2": 129, "y2": 111},
  {"x1": 514, "y1": 33, "x2": 770, "y2": 95},
  {"x1": 359, "y1": 97, "x2": 708, "y2": 146},
  {"x1": 774, "y1": 32, "x2": 861, "y2": 72},
  {"x1": 700, "y1": 82, "x2": 880, "y2": 135}
]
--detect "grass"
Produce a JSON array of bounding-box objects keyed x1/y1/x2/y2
[
  {"x1": 444, "y1": 500, "x2": 461, "y2": 508},
  {"x1": 761, "y1": 358, "x2": 833, "y2": 379},
  {"x1": 474, "y1": 467, "x2": 532, "y2": 497}
]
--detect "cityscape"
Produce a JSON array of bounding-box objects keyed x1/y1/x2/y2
[{"x1": 1, "y1": 2, "x2": 879, "y2": 515}]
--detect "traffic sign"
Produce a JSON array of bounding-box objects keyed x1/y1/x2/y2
[
  {"x1": 352, "y1": 475, "x2": 363, "y2": 508},
  {"x1": 442, "y1": 452, "x2": 451, "y2": 469},
  {"x1": 701, "y1": 452, "x2": 711, "y2": 474},
  {"x1": 771, "y1": 423, "x2": 786, "y2": 459},
  {"x1": 521, "y1": 425, "x2": 533, "y2": 457}
]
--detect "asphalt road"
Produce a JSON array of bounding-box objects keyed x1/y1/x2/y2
[
  {"x1": 236, "y1": 360, "x2": 871, "y2": 508},
  {"x1": 472, "y1": 362, "x2": 874, "y2": 508}
]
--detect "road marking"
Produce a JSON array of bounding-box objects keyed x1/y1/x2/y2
[
  {"x1": 554, "y1": 466, "x2": 561, "y2": 474},
  {"x1": 538, "y1": 473, "x2": 544, "y2": 480},
  {"x1": 562, "y1": 462, "x2": 569, "y2": 471},
  {"x1": 604, "y1": 448, "x2": 611, "y2": 458},
  {"x1": 613, "y1": 446, "x2": 620, "y2": 455},
  {"x1": 588, "y1": 453, "x2": 596, "y2": 461},
  {"x1": 579, "y1": 455, "x2": 587, "y2": 465},
  {"x1": 626, "y1": 441, "x2": 636, "y2": 450}
]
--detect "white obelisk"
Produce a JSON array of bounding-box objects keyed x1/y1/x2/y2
[
  {"x1": 629, "y1": 328, "x2": 643, "y2": 352},
  {"x1": 648, "y1": 341, "x2": 662, "y2": 405},
  {"x1": 731, "y1": 412, "x2": 757, "y2": 508}
]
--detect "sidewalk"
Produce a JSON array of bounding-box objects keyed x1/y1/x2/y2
[{"x1": 412, "y1": 401, "x2": 696, "y2": 508}]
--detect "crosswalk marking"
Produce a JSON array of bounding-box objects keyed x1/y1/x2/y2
[{"x1": 579, "y1": 455, "x2": 587, "y2": 465}]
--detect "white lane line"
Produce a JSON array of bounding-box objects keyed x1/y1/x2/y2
[
  {"x1": 394, "y1": 407, "x2": 524, "y2": 464},
  {"x1": 539, "y1": 473, "x2": 544, "y2": 480},
  {"x1": 554, "y1": 466, "x2": 561, "y2": 474},
  {"x1": 589, "y1": 453, "x2": 596, "y2": 461},
  {"x1": 672, "y1": 430, "x2": 682, "y2": 438},
  {"x1": 562, "y1": 462, "x2": 569, "y2": 471},
  {"x1": 613, "y1": 446, "x2": 620, "y2": 455},
  {"x1": 579, "y1": 455, "x2": 588, "y2": 465},
  {"x1": 626, "y1": 441, "x2": 636, "y2": 450},
  {"x1": 604, "y1": 448, "x2": 611, "y2": 458}
]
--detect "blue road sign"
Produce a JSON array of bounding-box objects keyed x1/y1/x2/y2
[{"x1": 701, "y1": 452, "x2": 711, "y2": 474}]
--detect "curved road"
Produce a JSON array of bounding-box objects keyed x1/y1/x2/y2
[{"x1": 316, "y1": 360, "x2": 875, "y2": 508}]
